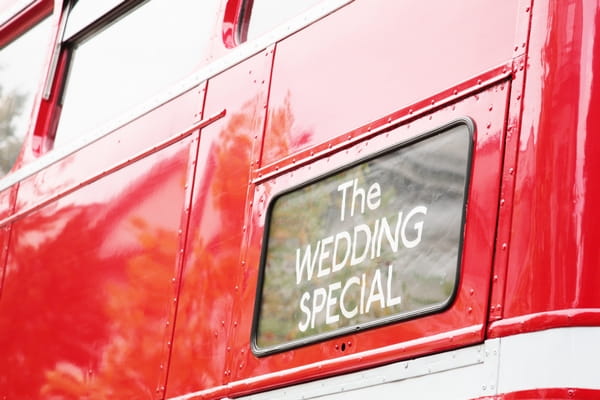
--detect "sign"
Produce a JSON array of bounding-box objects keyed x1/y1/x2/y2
[{"x1": 253, "y1": 122, "x2": 472, "y2": 355}]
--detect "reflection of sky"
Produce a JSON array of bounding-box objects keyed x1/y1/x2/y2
[
  {"x1": 55, "y1": 0, "x2": 221, "y2": 147},
  {"x1": 0, "y1": 17, "x2": 51, "y2": 139},
  {"x1": 247, "y1": 0, "x2": 322, "y2": 40}
]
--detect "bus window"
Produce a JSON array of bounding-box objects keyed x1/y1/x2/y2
[
  {"x1": 53, "y1": 0, "x2": 221, "y2": 148},
  {"x1": 0, "y1": 16, "x2": 51, "y2": 178},
  {"x1": 253, "y1": 123, "x2": 472, "y2": 355},
  {"x1": 239, "y1": 0, "x2": 323, "y2": 42}
]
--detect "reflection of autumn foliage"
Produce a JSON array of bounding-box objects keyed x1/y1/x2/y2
[
  {"x1": 262, "y1": 91, "x2": 311, "y2": 163},
  {"x1": 164, "y1": 93, "x2": 299, "y2": 397},
  {"x1": 165, "y1": 98, "x2": 260, "y2": 395},
  {"x1": 0, "y1": 206, "x2": 110, "y2": 399},
  {"x1": 40, "y1": 218, "x2": 176, "y2": 399},
  {"x1": 0, "y1": 148, "x2": 186, "y2": 398},
  {"x1": 0, "y1": 89, "x2": 300, "y2": 398}
]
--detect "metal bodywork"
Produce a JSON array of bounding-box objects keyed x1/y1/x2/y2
[{"x1": 0, "y1": 0, "x2": 599, "y2": 398}]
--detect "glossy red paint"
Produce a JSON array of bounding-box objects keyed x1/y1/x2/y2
[
  {"x1": 0, "y1": 0, "x2": 52, "y2": 47},
  {"x1": 164, "y1": 49, "x2": 272, "y2": 399},
  {"x1": 488, "y1": 309, "x2": 600, "y2": 339},
  {"x1": 221, "y1": 0, "x2": 244, "y2": 48},
  {"x1": 1, "y1": 0, "x2": 600, "y2": 398},
  {"x1": 501, "y1": 0, "x2": 600, "y2": 321},
  {"x1": 223, "y1": 80, "x2": 510, "y2": 396},
  {"x1": 0, "y1": 85, "x2": 206, "y2": 397},
  {"x1": 0, "y1": 186, "x2": 16, "y2": 298},
  {"x1": 261, "y1": 0, "x2": 520, "y2": 166}
]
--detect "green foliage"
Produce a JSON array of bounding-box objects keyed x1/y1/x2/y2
[{"x1": 0, "y1": 84, "x2": 26, "y2": 177}]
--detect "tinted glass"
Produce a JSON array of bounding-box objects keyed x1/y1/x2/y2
[
  {"x1": 0, "y1": 17, "x2": 51, "y2": 177},
  {"x1": 54, "y1": 0, "x2": 221, "y2": 147},
  {"x1": 254, "y1": 124, "x2": 472, "y2": 354}
]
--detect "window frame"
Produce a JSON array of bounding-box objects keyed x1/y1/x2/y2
[
  {"x1": 0, "y1": 0, "x2": 54, "y2": 178},
  {"x1": 0, "y1": 0, "x2": 354, "y2": 191},
  {"x1": 251, "y1": 119, "x2": 474, "y2": 356}
]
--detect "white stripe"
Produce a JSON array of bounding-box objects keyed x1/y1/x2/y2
[
  {"x1": 497, "y1": 326, "x2": 600, "y2": 394},
  {"x1": 213, "y1": 327, "x2": 600, "y2": 400}
]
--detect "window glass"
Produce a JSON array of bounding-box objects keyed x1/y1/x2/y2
[
  {"x1": 0, "y1": 17, "x2": 51, "y2": 177},
  {"x1": 63, "y1": 0, "x2": 126, "y2": 40},
  {"x1": 253, "y1": 124, "x2": 472, "y2": 355},
  {"x1": 54, "y1": 0, "x2": 221, "y2": 147},
  {"x1": 242, "y1": 0, "x2": 323, "y2": 41}
]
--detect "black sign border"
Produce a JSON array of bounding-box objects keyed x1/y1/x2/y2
[{"x1": 251, "y1": 118, "x2": 475, "y2": 357}]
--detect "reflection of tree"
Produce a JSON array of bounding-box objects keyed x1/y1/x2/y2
[
  {"x1": 0, "y1": 84, "x2": 25, "y2": 177},
  {"x1": 258, "y1": 127, "x2": 470, "y2": 347},
  {"x1": 0, "y1": 205, "x2": 111, "y2": 399},
  {"x1": 164, "y1": 97, "x2": 263, "y2": 394},
  {"x1": 0, "y1": 150, "x2": 186, "y2": 398},
  {"x1": 263, "y1": 91, "x2": 312, "y2": 162},
  {"x1": 39, "y1": 218, "x2": 176, "y2": 399},
  {"x1": 0, "y1": 88, "x2": 302, "y2": 397}
]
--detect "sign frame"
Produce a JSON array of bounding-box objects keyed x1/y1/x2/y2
[{"x1": 251, "y1": 118, "x2": 475, "y2": 357}]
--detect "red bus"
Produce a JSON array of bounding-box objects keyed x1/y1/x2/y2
[{"x1": 1, "y1": 0, "x2": 599, "y2": 399}]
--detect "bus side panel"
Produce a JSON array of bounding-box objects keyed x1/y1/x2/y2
[
  {"x1": 164, "y1": 50, "x2": 273, "y2": 398},
  {"x1": 0, "y1": 89, "x2": 204, "y2": 398},
  {"x1": 261, "y1": 0, "x2": 521, "y2": 166},
  {"x1": 227, "y1": 82, "x2": 510, "y2": 395},
  {"x1": 498, "y1": 0, "x2": 600, "y2": 330},
  {"x1": 0, "y1": 187, "x2": 15, "y2": 299}
]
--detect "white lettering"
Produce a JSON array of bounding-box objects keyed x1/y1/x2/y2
[
  {"x1": 367, "y1": 182, "x2": 381, "y2": 210},
  {"x1": 326, "y1": 282, "x2": 341, "y2": 324},
  {"x1": 295, "y1": 241, "x2": 321, "y2": 285},
  {"x1": 365, "y1": 268, "x2": 385, "y2": 313},
  {"x1": 386, "y1": 264, "x2": 401, "y2": 306},
  {"x1": 340, "y1": 277, "x2": 360, "y2": 319},
  {"x1": 401, "y1": 206, "x2": 427, "y2": 248},
  {"x1": 311, "y1": 288, "x2": 327, "y2": 329},
  {"x1": 337, "y1": 179, "x2": 354, "y2": 221},
  {"x1": 298, "y1": 292, "x2": 311, "y2": 332},
  {"x1": 351, "y1": 223, "x2": 371, "y2": 266},
  {"x1": 317, "y1": 235, "x2": 334, "y2": 278},
  {"x1": 332, "y1": 231, "x2": 351, "y2": 273}
]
